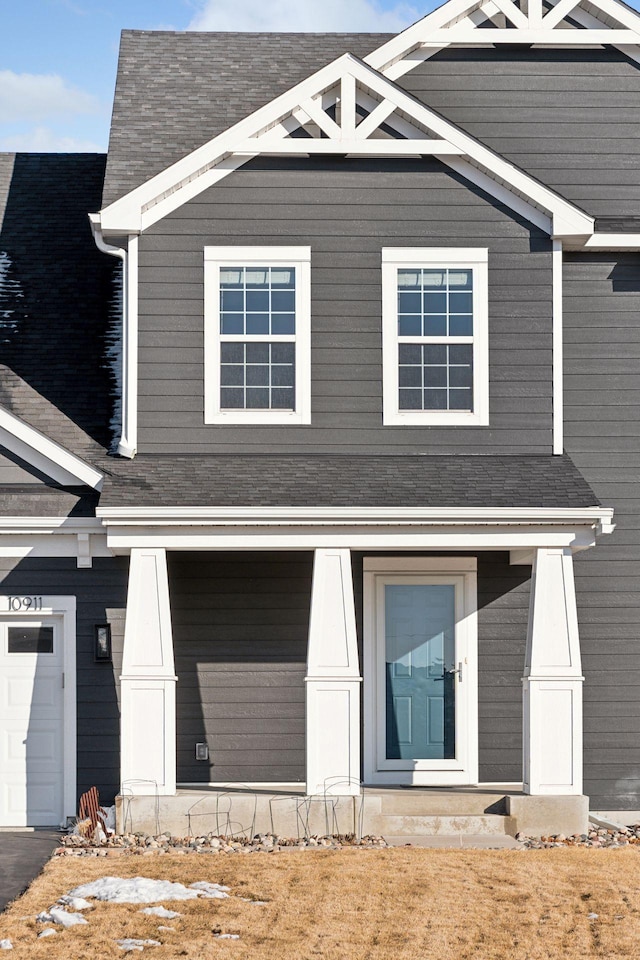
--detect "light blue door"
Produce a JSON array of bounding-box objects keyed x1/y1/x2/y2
[{"x1": 385, "y1": 584, "x2": 456, "y2": 760}]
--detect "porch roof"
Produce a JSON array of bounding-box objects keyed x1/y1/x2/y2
[{"x1": 99, "y1": 454, "x2": 599, "y2": 509}]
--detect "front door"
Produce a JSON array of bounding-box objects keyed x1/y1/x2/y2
[{"x1": 364, "y1": 558, "x2": 478, "y2": 786}]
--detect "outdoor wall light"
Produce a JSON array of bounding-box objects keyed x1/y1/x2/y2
[{"x1": 94, "y1": 623, "x2": 112, "y2": 662}]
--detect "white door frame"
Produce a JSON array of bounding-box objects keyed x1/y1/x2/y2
[
  {"x1": 0, "y1": 595, "x2": 76, "y2": 826},
  {"x1": 363, "y1": 557, "x2": 478, "y2": 786}
]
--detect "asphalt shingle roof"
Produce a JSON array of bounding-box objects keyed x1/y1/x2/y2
[
  {"x1": 99, "y1": 454, "x2": 599, "y2": 509},
  {"x1": 0, "y1": 485, "x2": 99, "y2": 517},
  {"x1": 0, "y1": 153, "x2": 117, "y2": 462},
  {"x1": 102, "y1": 31, "x2": 393, "y2": 205}
]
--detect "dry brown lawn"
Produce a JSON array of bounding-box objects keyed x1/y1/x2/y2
[{"x1": 1, "y1": 848, "x2": 640, "y2": 959}]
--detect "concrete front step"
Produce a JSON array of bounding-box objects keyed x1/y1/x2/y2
[
  {"x1": 369, "y1": 790, "x2": 509, "y2": 817},
  {"x1": 361, "y1": 813, "x2": 514, "y2": 837}
]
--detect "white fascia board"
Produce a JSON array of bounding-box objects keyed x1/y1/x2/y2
[
  {"x1": 102, "y1": 526, "x2": 600, "y2": 554},
  {"x1": 96, "y1": 52, "x2": 592, "y2": 240},
  {"x1": 422, "y1": 28, "x2": 639, "y2": 41},
  {"x1": 96, "y1": 505, "x2": 614, "y2": 527},
  {"x1": 579, "y1": 233, "x2": 640, "y2": 250},
  {"x1": 0, "y1": 409, "x2": 103, "y2": 490},
  {"x1": 0, "y1": 517, "x2": 103, "y2": 532}
]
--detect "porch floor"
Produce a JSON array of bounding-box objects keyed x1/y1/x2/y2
[{"x1": 118, "y1": 784, "x2": 528, "y2": 839}]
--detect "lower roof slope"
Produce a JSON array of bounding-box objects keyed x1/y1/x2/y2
[
  {"x1": 0, "y1": 153, "x2": 117, "y2": 462},
  {"x1": 99, "y1": 454, "x2": 600, "y2": 509}
]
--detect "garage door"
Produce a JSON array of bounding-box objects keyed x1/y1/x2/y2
[{"x1": 0, "y1": 618, "x2": 64, "y2": 827}]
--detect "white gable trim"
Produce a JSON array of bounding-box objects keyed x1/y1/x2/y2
[
  {"x1": 0, "y1": 407, "x2": 104, "y2": 491},
  {"x1": 366, "y1": 0, "x2": 640, "y2": 78},
  {"x1": 96, "y1": 53, "x2": 592, "y2": 240}
]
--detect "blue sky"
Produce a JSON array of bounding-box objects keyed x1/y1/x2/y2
[{"x1": 1, "y1": 0, "x2": 639, "y2": 152}]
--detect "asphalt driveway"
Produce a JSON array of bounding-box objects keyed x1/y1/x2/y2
[{"x1": 0, "y1": 831, "x2": 60, "y2": 912}]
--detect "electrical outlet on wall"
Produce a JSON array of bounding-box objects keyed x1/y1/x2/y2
[{"x1": 195, "y1": 742, "x2": 209, "y2": 761}]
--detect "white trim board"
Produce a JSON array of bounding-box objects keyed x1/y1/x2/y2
[
  {"x1": 365, "y1": 0, "x2": 640, "y2": 78},
  {"x1": 0, "y1": 408, "x2": 103, "y2": 491},
  {"x1": 95, "y1": 53, "x2": 593, "y2": 241},
  {"x1": 96, "y1": 505, "x2": 615, "y2": 527}
]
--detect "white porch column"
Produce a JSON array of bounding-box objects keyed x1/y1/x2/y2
[
  {"x1": 121, "y1": 548, "x2": 177, "y2": 796},
  {"x1": 523, "y1": 547, "x2": 583, "y2": 795},
  {"x1": 306, "y1": 549, "x2": 362, "y2": 796}
]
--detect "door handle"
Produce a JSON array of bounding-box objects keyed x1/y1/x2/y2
[{"x1": 445, "y1": 662, "x2": 463, "y2": 682}]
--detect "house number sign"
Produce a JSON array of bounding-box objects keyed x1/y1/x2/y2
[{"x1": 6, "y1": 596, "x2": 43, "y2": 611}]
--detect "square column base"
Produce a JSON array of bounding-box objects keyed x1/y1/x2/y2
[{"x1": 506, "y1": 794, "x2": 589, "y2": 837}]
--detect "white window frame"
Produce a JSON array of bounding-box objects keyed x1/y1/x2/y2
[
  {"x1": 204, "y1": 245, "x2": 312, "y2": 425},
  {"x1": 381, "y1": 247, "x2": 489, "y2": 426}
]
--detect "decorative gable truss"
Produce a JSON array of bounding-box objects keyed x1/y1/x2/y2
[
  {"x1": 366, "y1": 0, "x2": 640, "y2": 79},
  {"x1": 96, "y1": 53, "x2": 592, "y2": 240}
]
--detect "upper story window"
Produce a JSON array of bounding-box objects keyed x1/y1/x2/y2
[
  {"x1": 204, "y1": 246, "x2": 311, "y2": 424},
  {"x1": 381, "y1": 248, "x2": 489, "y2": 427}
]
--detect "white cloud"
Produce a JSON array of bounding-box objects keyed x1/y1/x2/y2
[
  {"x1": 0, "y1": 126, "x2": 105, "y2": 153},
  {"x1": 0, "y1": 71, "x2": 100, "y2": 124},
  {"x1": 187, "y1": 0, "x2": 421, "y2": 32}
]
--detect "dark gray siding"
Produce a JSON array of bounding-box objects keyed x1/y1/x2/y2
[
  {"x1": 137, "y1": 156, "x2": 553, "y2": 455},
  {"x1": 169, "y1": 552, "x2": 312, "y2": 783},
  {"x1": 352, "y1": 552, "x2": 531, "y2": 784},
  {"x1": 0, "y1": 557, "x2": 128, "y2": 806},
  {"x1": 399, "y1": 47, "x2": 640, "y2": 219},
  {"x1": 564, "y1": 253, "x2": 640, "y2": 810}
]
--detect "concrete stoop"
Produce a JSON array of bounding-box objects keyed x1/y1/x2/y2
[{"x1": 116, "y1": 788, "x2": 589, "y2": 840}]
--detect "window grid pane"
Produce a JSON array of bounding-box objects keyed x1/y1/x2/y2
[
  {"x1": 219, "y1": 265, "x2": 296, "y2": 411},
  {"x1": 398, "y1": 267, "x2": 473, "y2": 338},
  {"x1": 397, "y1": 267, "x2": 474, "y2": 413},
  {"x1": 220, "y1": 266, "x2": 296, "y2": 336},
  {"x1": 221, "y1": 342, "x2": 295, "y2": 411},
  {"x1": 398, "y1": 340, "x2": 474, "y2": 413}
]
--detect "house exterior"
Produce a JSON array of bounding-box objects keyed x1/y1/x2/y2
[{"x1": 1, "y1": 0, "x2": 639, "y2": 836}]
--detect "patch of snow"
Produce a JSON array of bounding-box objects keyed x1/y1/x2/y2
[
  {"x1": 47, "y1": 907, "x2": 89, "y2": 928},
  {"x1": 57, "y1": 895, "x2": 93, "y2": 911},
  {"x1": 189, "y1": 881, "x2": 230, "y2": 899},
  {"x1": 104, "y1": 261, "x2": 123, "y2": 453},
  {"x1": 117, "y1": 939, "x2": 161, "y2": 952},
  {"x1": 37, "y1": 929, "x2": 57, "y2": 939},
  {"x1": 0, "y1": 940, "x2": 12, "y2": 950},
  {"x1": 141, "y1": 906, "x2": 181, "y2": 919},
  {"x1": 157, "y1": 926, "x2": 174, "y2": 932},
  {"x1": 70, "y1": 877, "x2": 202, "y2": 904},
  {"x1": 214, "y1": 934, "x2": 240, "y2": 940},
  {"x1": 0, "y1": 251, "x2": 24, "y2": 344},
  {"x1": 588, "y1": 913, "x2": 599, "y2": 920},
  {"x1": 36, "y1": 911, "x2": 52, "y2": 923}
]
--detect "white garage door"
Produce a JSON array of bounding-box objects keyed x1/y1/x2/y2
[{"x1": 0, "y1": 618, "x2": 64, "y2": 827}]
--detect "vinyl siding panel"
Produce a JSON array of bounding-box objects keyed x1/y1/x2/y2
[
  {"x1": 169, "y1": 552, "x2": 312, "y2": 784},
  {"x1": 399, "y1": 47, "x2": 640, "y2": 218},
  {"x1": 0, "y1": 556, "x2": 128, "y2": 806},
  {"x1": 137, "y1": 156, "x2": 553, "y2": 455},
  {"x1": 564, "y1": 253, "x2": 640, "y2": 810}
]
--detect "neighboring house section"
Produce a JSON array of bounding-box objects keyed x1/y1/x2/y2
[{"x1": 1, "y1": 0, "x2": 640, "y2": 834}]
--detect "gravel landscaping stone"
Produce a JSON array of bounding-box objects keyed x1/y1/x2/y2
[
  {"x1": 55, "y1": 823, "x2": 640, "y2": 855},
  {"x1": 57, "y1": 832, "x2": 389, "y2": 856}
]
